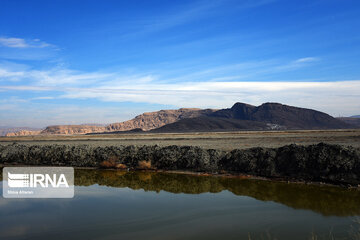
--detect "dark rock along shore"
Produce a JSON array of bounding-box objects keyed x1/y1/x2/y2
[{"x1": 0, "y1": 143, "x2": 359, "y2": 185}]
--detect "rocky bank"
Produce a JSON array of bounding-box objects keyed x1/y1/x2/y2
[{"x1": 0, "y1": 143, "x2": 359, "y2": 185}]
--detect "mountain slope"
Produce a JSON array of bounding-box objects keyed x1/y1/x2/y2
[
  {"x1": 5, "y1": 108, "x2": 216, "y2": 136},
  {"x1": 151, "y1": 117, "x2": 270, "y2": 133},
  {"x1": 337, "y1": 117, "x2": 360, "y2": 128},
  {"x1": 210, "y1": 102, "x2": 350, "y2": 129},
  {"x1": 5, "y1": 102, "x2": 353, "y2": 136},
  {"x1": 106, "y1": 108, "x2": 216, "y2": 131}
]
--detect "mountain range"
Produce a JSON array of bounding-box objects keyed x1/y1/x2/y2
[
  {"x1": 4, "y1": 102, "x2": 357, "y2": 136},
  {"x1": 152, "y1": 102, "x2": 351, "y2": 132},
  {"x1": 337, "y1": 117, "x2": 360, "y2": 128}
]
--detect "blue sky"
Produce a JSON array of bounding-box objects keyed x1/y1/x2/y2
[{"x1": 0, "y1": 0, "x2": 360, "y2": 127}]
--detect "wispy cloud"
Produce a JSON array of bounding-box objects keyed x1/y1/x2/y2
[
  {"x1": 0, "y1": 68, "x2": 24, "y2": 78},
  {"x1": 0, "y1": 37, "x2": 54, "y2": 48},
  {"x1": 0, "y1": 37, "x2": 28, "y2": 48},
  {"x1": 108, "y1": 0, "x2": 277, "y2": 40},
  {"x1": 1, "y1": 80, "x2": 359, "y2": 117},
  {"x1": 31, "y1": 96, "x2": 55, "y2": 100},
  {"x1": 59, "y1": 81, "x2": 360, "y2": 114},
  {"x1": 271, "y1": 57, "x2": 321, "y2": 72},
  {"x1": 0, "y1": 57, "x2": 318, "y2": 86},
  {"x1": 0, "y1": 67, "x2": 117, "y2": 86},
  {"x1": 1, "y1": 55, "x2": 358, "y2": 125},
  {"x1": 112, "y1": 1, "x2": 221, "y2": 40},
  {"x1": 295, "y1": 57, "x2": 320, "y2": 63},
  {"x1": 160, "y1": 57, "x2": 321, "y2": 83},
  {"x1": 0, "y1": 37, "x2": 59, "y2": 61}
]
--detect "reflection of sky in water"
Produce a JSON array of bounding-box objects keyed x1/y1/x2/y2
[{"x1": 0, "y1": 179, "x2": 359, "y2": 240}]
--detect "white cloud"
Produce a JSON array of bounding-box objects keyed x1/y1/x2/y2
[
  {"x1": 0, "y1": 56, "x2": 359, "y2": 125},
  {"x1": 57, "y1": 81, "x2": 360, "y2": 116},
  {"x1": 1, "y1": 80, "x2": 359, "y2": 117},
  {"x1": 0, "y1": 85, "x2": 54, "y2": 91},
  {"x1": 0, "y1": 56, "x2": 320, "y2": 86},
  {"x1": 0, "y1": 37, "x2": 54, "y2": 48},
  {"x1": 0, "y1": 68, "x2": 114, "y2": 86},
  {"x1": 0, "y1": 37, "x2": 28, "y2": 48},
  {"x1": 0, "y1": 68, "x2": 24, "y2": 78},
  {"x1": 295, "y1": 57, "x2": 320, "y2": 63},
  {"x1": 31, "y1": 96, "x2": 55, "y2": 100},
  {"x1": 30, "y1": 69, "x2": 115, "y2": 86}
]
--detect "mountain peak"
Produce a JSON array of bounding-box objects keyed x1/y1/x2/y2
[
  {"x1": 231, "y1": 102, "x2": 255, "y2": 109},
  {"x1": 212, "y1": 102, "x2": 350, "y2": 129},
  {"x1": 229, "y1": 102, "x2": 256, "y2": 119}
]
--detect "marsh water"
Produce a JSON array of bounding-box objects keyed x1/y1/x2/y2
[{"x1": 1, "y1": 169, "x2": 360, "y2": 240}]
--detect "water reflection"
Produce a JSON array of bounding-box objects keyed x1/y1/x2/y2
[
  {"x1": 75, "y1": 169, "x2": 360, "y2": 216},
  {"x1": 0, "y1": 169, "x2": 360, "y2": 240}
]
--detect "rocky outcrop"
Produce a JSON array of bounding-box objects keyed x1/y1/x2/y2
[
  {"x1": 6, "y1": 125, "x2": 106, "y2": 136},
  {"x1": 1, "y1": 143, "x2": 359, "y2": 185},
  {"x1": 2, "y1": 127, "x2": 42, "y2": 136},
  {"x1": 4, "y1": 125, "x2": 107, "y2": 136},
  {"x1": 106, "y1": 108, "x2": 216, "y2": 131},
  {"x1": 5, "y1": 130, "x2": 42, "y2": 136},
  {"x1": 5, "y1": 108, "x2": 216, "y2": 136},
  {"x1": 40, "y1": 125, "x2": 106, "y2": 135}
]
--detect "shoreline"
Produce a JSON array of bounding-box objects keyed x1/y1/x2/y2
[
  {"x1": 2, "y1": 164, "x2": 359, "y2": 189},
  {"x1": 1, "y1": 142, "x2": 360, "y2": 187}
]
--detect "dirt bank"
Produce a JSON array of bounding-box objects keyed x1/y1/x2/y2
[{"x1": 1, "y1": 142, "x2": 359, "y2": 185}]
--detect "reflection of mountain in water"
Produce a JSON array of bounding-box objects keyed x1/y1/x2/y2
[{"x1": 75, "y1": 170, "x2": 360, "y2": 217}]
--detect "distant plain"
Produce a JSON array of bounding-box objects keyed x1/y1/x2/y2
[{"x1": 1, "y1": 129, "x2": 359, "y2": 151}]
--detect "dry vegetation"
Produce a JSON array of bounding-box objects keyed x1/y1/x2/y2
[
  {"x1": 99, "y1": 155, "x2": 118, "y2": 168},
  {"x1": 137, "y1": 160, "x2": 153, "y2": 170}
]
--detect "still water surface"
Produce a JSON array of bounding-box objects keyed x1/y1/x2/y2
[{"x1": 0, "y1": 170, "x2": 360, "y2": 240}]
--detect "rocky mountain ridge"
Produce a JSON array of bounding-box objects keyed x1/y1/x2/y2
[
  {"x1": 5, "y1": 102, "x2": 356, "y2": 136},
  {"x1": 210, "y1": 102, "x2": 350, "y2": 130},
  {"x1": 5, "y1": 108, "x2": 216, "y2": 136},
  {"x1": 106, "y1": 108, "x2": 216, "y2": 131},
  {"x1": 1, "y1": 127, "x2": 42, "y2": 137}
]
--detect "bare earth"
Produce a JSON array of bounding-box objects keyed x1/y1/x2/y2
[{"x1": 1, "y1": 129, "x2": 359, "y2": 151}]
